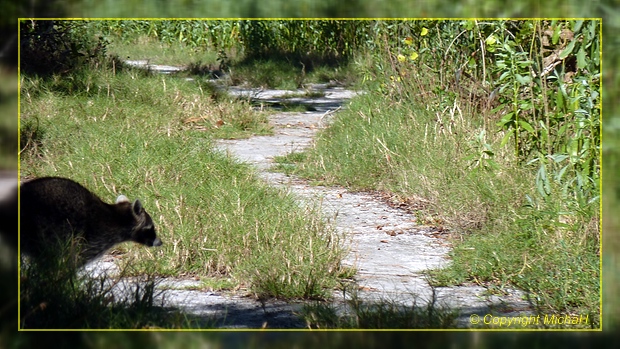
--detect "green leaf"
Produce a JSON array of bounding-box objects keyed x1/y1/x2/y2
[
  {"x1": 577, "y1": 47, "x2": 587, "y2": 69},
  {"x1": 556, "y1": 89, "x2": 564, "y2": 109},
  {"x1": 552, "y1": 25, "x2": 561, "y2": 45},
  {"x1": 536, "y1": 170, "x2": 546, "y2": 196},
  {"x1": 515, "y1": 74, "x2": 531, "y2": 85},
  {"x1": 557, "y1": 123, "x2": 568, "y2": 138},
  {"x1": 518, "y1": 120, "x2": 535, "y2": 133},
  {"x1": 500, "y1": 130, "x2": 513, "y2": 148},
  {"x1": 524, "y1": 194, "x2": 535, "y2": 208},
  {"x1": 573, "y1": 20, "x2": 584, "y2": 34},
  {"x1": 498, "y1": 71, "x2": 510, "y2": 81},
  {"x1": 555, "y1": 164, "x2": 570, "y2": 182},
  {"x1": 548, "y1": 154, "x2": 569, "y2": 163},
  {"x1": 497, "y1": 112, "x2": 515, "y2": 128},
  {"x1": 559, "y1": 38, "x2": 577, "y2": 60},
  {"x1": 536, "y1": 164, "x2": 551, "y2": 197}
]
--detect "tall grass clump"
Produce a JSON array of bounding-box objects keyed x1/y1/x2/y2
[
  {"x1": 280, "y1": 19, "x2": 600, "y2": 325},
  {"x1": 20, "y1": 20, "x2": 346, "y2": 307}
]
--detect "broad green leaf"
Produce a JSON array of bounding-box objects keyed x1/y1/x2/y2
[
  {"x1": 518, "y1": 120, "x2": 535, "y2": 133},
  {"x1": 556, "y1": 89, "x2": 564, "y2": 109},
  {"x1": 555, "y1": 164, "x2": 570, "y2": 182},
  {"x1": 515, "y1": 74, "x2": 531, "y2": 85},
  {"x1": 500, "y1": 130, "x2": 513, "y2": 147},
  {"x1": 552, "y1": 25, "x2": 561, "y2": 45},
  {"x1": 557, "y1": 123, "x2": 568, "y2": 137},
  {"x1": 573, "y1": 20, "x2": 584, "y2": 34},
  {"x1": 503, "y1": 42, "x2": 515, "y2": 54},
  {"x1": 559, "y1": 38, "x2": 577, "y2": 59},
  {"x1": 498, "y1": 71, "x2": 510, "y2": 81},
  {"x1": 538, "y1": 120, "x2": 548, "y2": 130},
  {"x1": 548, "y1": 154, "x2": 569, "y2": 163},
  {"x1": 497, "y1": 112, "x2": 515, "y2": 128},
  {"x1": 577, "y1": 47, "x2": 587, "y2": 69}
]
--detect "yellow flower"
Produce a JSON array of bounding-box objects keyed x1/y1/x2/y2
[
  {"x1": 409, "y1": 52, "x2": 419, "y2": 60},
  {"x1": 421, "y1": 27, "x2": 428, "y2": 36},
  {"x1": 404, "y1": 37, "x2": 413, "y2": 45},
  {"x1": 397, "y1": 54, "x2": 406, "y2": 62}
]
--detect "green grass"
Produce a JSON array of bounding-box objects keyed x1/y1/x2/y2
[
  {"x1": 275, "y1": 75, "x2": 600, "y2": 326},
  {"x1": 19, "y1": 59, "x2": 346, "y2": 312},
  {"x1": 104, "y1": 31, "x2": 361, "y2": 90},
  {"x1": 106, "y1": 35, "x2": 221, "y2": 67}
]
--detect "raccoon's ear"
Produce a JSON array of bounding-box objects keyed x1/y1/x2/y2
[
  {"x1": 116, "y1": 195, "x2": 130, "y2": 204},
  {"x1": 131, "y1": 199, "x2": 144, "y2": 216}
]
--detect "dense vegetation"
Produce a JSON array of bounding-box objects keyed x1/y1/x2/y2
[{"x1": 273, "y1": 19, "x2": 600, "y2": 325}]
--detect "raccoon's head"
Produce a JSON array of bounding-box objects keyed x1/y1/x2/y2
[{"x1": 116, "y1": 195, "x2": 162, "y2": 247}]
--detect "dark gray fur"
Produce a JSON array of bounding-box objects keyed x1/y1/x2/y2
[{"x1": 19, "y1": 177, "x2": 162, "y2": 265}]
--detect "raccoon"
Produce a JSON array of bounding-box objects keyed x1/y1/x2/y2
[{"x1": 20, "y1": 177, "x2": 162, "y2": 265}]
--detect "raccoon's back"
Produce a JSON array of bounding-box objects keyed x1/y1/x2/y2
[{"x1": 20, "y1": 177, "x2": 109, "y2": 254}]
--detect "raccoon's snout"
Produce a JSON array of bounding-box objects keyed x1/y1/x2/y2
[{"x1": 151, "y1": 237, "x2": 163, "y2": 247}]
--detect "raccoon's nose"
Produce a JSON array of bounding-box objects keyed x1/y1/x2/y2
[{"x1": 152, "y1": 237, "x2": 162, "y2": 247}]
